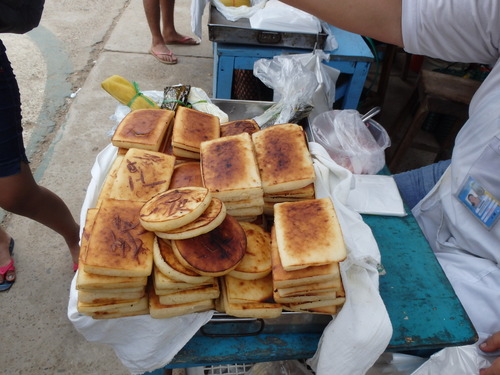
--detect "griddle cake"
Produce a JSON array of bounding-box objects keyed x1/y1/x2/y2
[
  {"x1": 96, "y1": 154, "x2": 124, "y2": 208},
  {"x1": 225, "y1": 274, "x2": 274, "y2": 304},
  {"x1": 271, "y1": 227, "x2": 341, "y2": 288},
  {"x1": 153, "y1": 266, "x2": 213, "y2": 293},
  {"x1": 274, "y1": 198, "x2": 347, "y2": 270},
  {"x1": 76, "y1": 267, "x2": 148, "y2": 290},
  {"x1": 200, "y1": 132, "x2": 263, "y2": 201},
  {"x1": 252, "y1": 123, "x2": 315, "y2": 194},
  {"x1": 168, "y1": 161, "x2": 203, "y2": 189},
  {"x1": 149, "y1": 286, "x2": 214, "y2": 319},
  {"x1": 158, "y1": 278, "x2": 220, "y2": 305},
  {"x1": 77, "y1": 295, "x2": 147, "y2": 314},
  {"x1": 82, "y1": 198, "x2": 155, "y2": 277},
  {"x1": 155, "y1": 197, "x2": 226, "y2": 240},
  {"x1": 221, "y1": 276, "x2": 282, "y2": 319},
  {"x1": 112, "y1": 108, "x2": 174, "y2": 151},
  {"x1": 172, "y1": 106, "x2": 220, "y2": 154},
  {"x1": 229, "y1": 222, "x2": 272, "y2": 280},
  {"x1": 172, "y1": 214, "x2": 246, "y2": 277},
  {"x1": 110, "y1": 148, "x2": 175, "y2": 202},
  {"x1": 220, "y1": 119, "x2": 260, "y2": 137},
  {"x1": 153, "y1": 237, "x2": 214, "y2": 284},
  {"x1": 139, "y1": 187, "x2": 212, "y2": 232},
  {"x1": 78, "y1": 289, "x2": 145, "y2": 304}
]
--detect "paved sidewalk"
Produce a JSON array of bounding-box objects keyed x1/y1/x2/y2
[{"x1": 0, "y1": 0, "x2": 211, "y2": 373}]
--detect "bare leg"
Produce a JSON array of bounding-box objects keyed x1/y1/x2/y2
[
  {"x1": 161, "y1": 0, "x2": 199, "y2": 45},
  {"x1": 0, "y1": 227, "x2": 15, "y2": 284},
  {"x1": 143, "y1": 0, "x2": 177, "y2": 63},
  {"x1": 0, "y1": 162, "x2": 80, "y2": 265}
]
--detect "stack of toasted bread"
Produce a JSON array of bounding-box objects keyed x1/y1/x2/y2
[
  {"x1": 271, "y1": 198, "x2": 346, "y2": 314},
  {"x1": 112, "y1": 108, "x2": 175, "y2": 153},
  {"x1": 77, "y1": 202, "x2": 153, "y2": 319},
  {"x1": 251, "y1": 124, "x2": 316, "y2": 215},
  {"x1": 171, "y1": 106, "x2": 220, "y2": 159},
  {"x1": 200, "y1": 132, "x2": 264, "y2": 221}
]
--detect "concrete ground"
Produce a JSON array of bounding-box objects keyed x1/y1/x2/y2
[{"x1": 0, "y1": 1, "x2": 430, "y2": 374}]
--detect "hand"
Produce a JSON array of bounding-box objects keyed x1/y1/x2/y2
[{"x1": 479, "y1": 332, "x2": 500, "y2": 375}]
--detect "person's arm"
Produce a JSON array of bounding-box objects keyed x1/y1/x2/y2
[
  {"x1": 480, "y1": 332, "x2": 500, "y2": 375},
  {"x1": 280, "y1": 0, "x2": 403, "y2": 47}
]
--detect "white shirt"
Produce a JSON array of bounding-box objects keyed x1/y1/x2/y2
[{"x1": 402, "y1": 0, "x2": 500, "y2": 339}]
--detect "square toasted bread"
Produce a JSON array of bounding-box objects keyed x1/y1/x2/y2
[
  {"x1": 109, "y1": 148, "x2": 175, "y2": 202},
  {"x1": 271, "y1": 226, "x2": 341, "y2": 289},
  {"x1": 200, "y1": 132, "x2": 263, "y2": 202},
  {"x1": 82, "y1": 198, "x2": 155, "y2": 277},
  {"x1": 112, "y1": 108, "x2": 174, "y2": 151},
  {"x1": 274, "y1": 198, "x2": 347, "y2": 271},
  {"x1": 252, "y1": 123, "x2": 315, "y2": 194},
  {"x1": 172, "y1": 106, "x2": 220, "y2": 154}
]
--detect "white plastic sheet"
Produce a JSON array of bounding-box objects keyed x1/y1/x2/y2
[{"x1": 249, "y1": 0, "x2": 321, "y2": 34}]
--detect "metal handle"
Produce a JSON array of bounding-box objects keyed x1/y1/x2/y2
[
  {"x1": 361, "y1": 106, "x2": 381, "y2": 122},
  {"x1": 200, "y1": 318, "x2": 265, "y2": 337}
]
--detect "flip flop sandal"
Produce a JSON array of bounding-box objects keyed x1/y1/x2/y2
[
  {"x1": 73, "y1": 262, "x2": 79, "y2": 272},
  {"x1": 0, "y1": 238, "x2": 16, "y2": 292},
  {"x1": 149, "y1": 48, "x2": 178, "y2": 65}
]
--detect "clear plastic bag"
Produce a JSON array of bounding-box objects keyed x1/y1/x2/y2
[
  {"x1": 311, "y1": 109, "x2": 391, "y2": 174},
  {"x1": 253, "y1": 50, "x2": 339, "y2": 128}
]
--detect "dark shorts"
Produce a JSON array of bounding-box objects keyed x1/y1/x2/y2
[{"x1": 0, "y1": 40, "x2": 29, "y2": 178}]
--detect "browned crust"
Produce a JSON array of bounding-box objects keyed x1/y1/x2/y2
[{"x1": 173, "y1": 215, "x2": 246, "y2": 275}]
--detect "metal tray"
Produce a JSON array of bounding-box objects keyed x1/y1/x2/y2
[
  {"x1": 208, "y1": 6, "x2": 327, "y2": 49},
  {"x1": 201, "y1": 312, "x2": 332, "y2": 337}
]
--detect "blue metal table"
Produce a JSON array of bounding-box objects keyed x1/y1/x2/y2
[
  {"x1": 158, "y1": 207, "x2": 477, "y2": 369},
  {"x1": 213, "y1": 26, "x2": 374, "y2": 109}
]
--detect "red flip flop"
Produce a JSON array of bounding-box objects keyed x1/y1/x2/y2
[
  {"x1": 149, "y1": 48, "x2": 178, "y2": 65},
  {"x1": 0, "y1": 239, "x2": 16, "y2": 292}
]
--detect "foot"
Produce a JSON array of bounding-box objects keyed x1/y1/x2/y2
[
  {"x1": 164, "y1": 33, "x2": 200, "y2": 46},
  {"x1": 0, "y1": 238, "x2": 16, "y2": 291},
  {"x1": 149, "y1": 45, "x2": 178, "y2": 65}
]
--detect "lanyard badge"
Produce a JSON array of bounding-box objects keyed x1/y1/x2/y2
[{"x1": 457, "y1": 175, "x2": 500, "y2": 229}]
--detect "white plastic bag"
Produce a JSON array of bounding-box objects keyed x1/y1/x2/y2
[
  {"x1": 249, "y1": 0, "x2": 321, "y2": 34},
  {"x1": 253, "y1": 50, "x2": 339, "y2": 128},
  {"x1": 311, "y1": 109, "x2": 391, "y2": 174}
]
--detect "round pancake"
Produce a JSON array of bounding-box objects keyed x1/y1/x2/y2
[
  {"x1": 172, "y1": 215, "x2": 246, "y2": 277},
  {"x1": 228, "y1": 222, "x2": 272, "y2": 280},
  {"x1": 156, "y1": 198, "x2": 227, "y2": 240},
  {"x1": 153, "y1": 237, "x2": 213, "y2": 284},
  {"x1": 139, "y1": 187, "x2": 211, "y2": 232},
  {"x1": 169, "y1": 161, "x2": 203, "y2": 189}
]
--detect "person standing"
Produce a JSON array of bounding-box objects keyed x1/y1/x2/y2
[
  {"x1": 0, "y1": 4, "x2": 80, "y2": 291},
  {"x1": 144, "y1": 0, "x2": 199, "y2": 64},
  {"x1": 280, "y1": 0, "x2": 500, "y2": 373}
]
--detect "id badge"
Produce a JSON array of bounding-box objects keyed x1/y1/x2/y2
[{"x1": 457, "y1": 176, "x2": 500, "y2": 229}]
